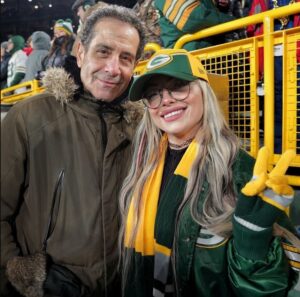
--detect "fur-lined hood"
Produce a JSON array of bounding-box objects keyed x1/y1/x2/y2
[{"x1": 42, "y1": 67, "x2": 144, "y2": 124}]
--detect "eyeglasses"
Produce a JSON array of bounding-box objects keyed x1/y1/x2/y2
[{"x1": 142, "y1": 79, "x2": 191, "y2": 109}]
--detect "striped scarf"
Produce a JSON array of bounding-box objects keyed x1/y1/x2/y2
[{"x1": 125, "y1": 135, "x2": 198, "y2": 296}]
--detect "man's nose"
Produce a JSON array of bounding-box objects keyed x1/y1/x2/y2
[{"x1": 104, "y1": 56, "x2": 121, "y2": 76}]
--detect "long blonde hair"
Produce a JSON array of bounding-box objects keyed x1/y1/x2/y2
[{"x1": 118, "y1": 79, "x2": 239, "y2": 291}]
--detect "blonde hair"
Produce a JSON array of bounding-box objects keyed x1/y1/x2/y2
[{"x1": 119, "y1": 79, "x2": 239, "y2": 291}]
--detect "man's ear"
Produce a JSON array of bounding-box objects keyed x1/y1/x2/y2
[{"x1": 76, "y1": 42, "x2": 85, "y2": 68}]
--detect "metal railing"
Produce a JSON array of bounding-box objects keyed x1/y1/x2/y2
[
  {"x1": 136, "y1": 4, "x2": 300, "y2": 185},
  {"x1": 1, "y1": 79, "x2": 44, "y2": 105}
]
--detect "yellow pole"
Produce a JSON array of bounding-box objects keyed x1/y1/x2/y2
[{"x1": 263, "y1": 16, "x2": 275, "y2": 157}]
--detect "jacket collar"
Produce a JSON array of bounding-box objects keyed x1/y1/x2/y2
[{"x1": 42, "y1": 64, "x2": 144, "y2": 124}]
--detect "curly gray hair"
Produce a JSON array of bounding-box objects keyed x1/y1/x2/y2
[{"x1": 79, "y1": 5, "x2": 146, "y2": 60}]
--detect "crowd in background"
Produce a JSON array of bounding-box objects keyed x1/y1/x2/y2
[
  {"x1": 1, "y1": 0, "x2": 299, "y2": 154},
  {"x1": 0, "y1": 0, "x2": 261, "y2": 91}
]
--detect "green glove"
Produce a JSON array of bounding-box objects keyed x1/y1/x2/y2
[{"x1": 233, "y1": 147, "x2": 296, "y2": 260}]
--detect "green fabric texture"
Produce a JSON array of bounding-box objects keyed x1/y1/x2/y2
[
  {"x1": 8, "y1": 72, "x2": 25, "y2": 87},
  {"x1": 233, "y1": 188, "x2": 287, "y2": 260},
  {"x1": 125, "y1": 149, "x2": 298, "y2": 296},
  {"x1": 228, "y1": 237, "x2": 292, "y2": 297},
  {"x1": 155, "y1": 0, "x2": 234, "y2": 49},
  {"x1": 9, "y1": 35, "x2": 25, "y2": 55},
  {"x1": 233, "y1": 220, "x2": 273, "y2": 260}
]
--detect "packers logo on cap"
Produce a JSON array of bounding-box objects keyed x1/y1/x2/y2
[{"x1": 147, "y1": 54, "x2": 173, "y2": 70}]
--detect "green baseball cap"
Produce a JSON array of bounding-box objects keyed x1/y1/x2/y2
[{"x1": 129, "y1": 48, "x2": 209, "y2": 101}]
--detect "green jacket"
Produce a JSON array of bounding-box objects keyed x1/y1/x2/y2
[
  {"x1": 1, "y1": 67, "x2": 143, "y2": 295},
  {"x1": 176, "y1": 150, "x2": 298, "y2": 296},
  {"x1": 155, "y1": 0, "x2": 234, "y2": 50},
  {"x1": 125, "y1": 150, "x2": 299, "y2": 297}
]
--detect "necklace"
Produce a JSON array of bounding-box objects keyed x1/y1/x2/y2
[{"x1": 168, "y1": 138, "x2": 194, "y2": 150}]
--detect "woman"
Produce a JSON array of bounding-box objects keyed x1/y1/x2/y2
[
  {"x1": 42, "y1": 19, "x2": 75, "y2": 70},
  {"x1": 119, "y1": 48, "x2": 299, "y2": 296}
]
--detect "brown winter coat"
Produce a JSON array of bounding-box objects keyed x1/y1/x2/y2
[{"x1": 1, "y1": 68, "x2": 143, "y2": 294}]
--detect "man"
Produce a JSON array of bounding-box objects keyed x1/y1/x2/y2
[
  {"x1": 1, "y1": 5, "x2": 145, "y2": 297},
  {"x1": 6, "y1": 35, "x2": 28, "y2": 88},
  {"x1": 22, "y1": 31, "x2": 51, "y2": 82},
  {"x1": 0, "y1": 41, "x2": 11, "y2": 89}
]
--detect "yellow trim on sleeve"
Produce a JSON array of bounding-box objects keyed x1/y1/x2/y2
[
  {"x1": 163, "y1": 0, "x2": 173, "y2": 15},
  {"x1": 176, "y1": 1, "x2": 199, "y2": 30},
  {"x1": 168, "y1": 0, "x2": 185, "y2": 22},
  {"x1": 282, "y1": 242, "x2": 300, "y2": 254},
  {"x1": 289, "y1": 260, "x2": 300, "y2": 269}
]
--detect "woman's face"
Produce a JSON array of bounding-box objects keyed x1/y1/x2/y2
[
  {"x1": 145, "y1": 76, "x2": 204, "y2": 145},
  {"x1": 54, "y1": 28, "x2": 67, "y2": 38}
]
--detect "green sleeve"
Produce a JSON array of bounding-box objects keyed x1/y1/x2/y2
[
  {"x1": 228, "y1": 237, "x2": 296, "y2": 297},
  {"x1": 8, "y1": 72, "x2": 25, "y2": 87},
  {"x1": 155, "y1": 0, "x2": 234, "y2": 33}
]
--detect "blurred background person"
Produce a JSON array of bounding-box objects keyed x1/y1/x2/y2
[
  {"x1": 72, "y1": 0, "x2": 96, "y2": 33},
  {"x1": 154, "y1": 0, "x2": 235, "y2": 50},
  {"x1": 0, "y1": 41, "x2": 11, "y2": 89},
  {"x1": 71, "y1": 1, "x2": 108, "y2": 57},
  {"x1": 42, "y1": 19, "x2": 75, "y2": 70},
  {"x1": 23, "y1": 35, "x2": 33, "y2": 56},
  {"x1": 22, "y1": 31, "x2": 51, "y2": 83},
  {"x1": 133, "y1": 0, "x2": 162, "y2": 59},
  {"x1": 6, "y1": 35, "x2": 27, "y2": 88}
]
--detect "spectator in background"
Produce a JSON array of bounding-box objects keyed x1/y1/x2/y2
[
  {"x1": 154, "y1": 0, "x2": 235, "y2": 50},
  {"x1": 42, "y1": 19, "x2": 75, "y2": 70},
  {"x1": 23, "y1": 35, "x2": 33, "y2": 56},
  {"x1": 6, "y1": 35, "x2": 27, "y2": 88},
  {"x1": 105, "y1": 0, "x2": 137, "y2": 7},
  {"x1": 0, "y1": 41, "x2": 11, "y2": 89},
  {"x1": 214, "y1": 0, "x2": 247, "y2": 41},
  {"x1": 22, "y1": 31, "x2": 51, "y2": 82},
  {"x1": 72, "y1": 0, "x2": 95, "y2": 33},
  {"x1": 133, "y1": 0, "x2": 162, "y2": 45},
  {"x1": 71, "y1": 1, "x2": 108, "y2": 57}
]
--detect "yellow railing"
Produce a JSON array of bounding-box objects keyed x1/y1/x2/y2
[
  {"x1": 1, "y1": 79, "x2": 44, "y2": 105},
  {"x1": 136, "y1": 4, "x2": 300, "y2": 185}
]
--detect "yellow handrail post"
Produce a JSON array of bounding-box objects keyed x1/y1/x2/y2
[{"x1": 263, "y1": 16, "x2": 275, "y2": 158}]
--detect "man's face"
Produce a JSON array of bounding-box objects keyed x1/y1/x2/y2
[
  {"x1": 7, "y1": 40, "x2": 14, "y2": 52},
  {"x1": 77, "y1": 17, "x2": 140, "y2": 101},
  {"x1": 1, "y1": 47, "x2": 6, "y2": 58}
]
